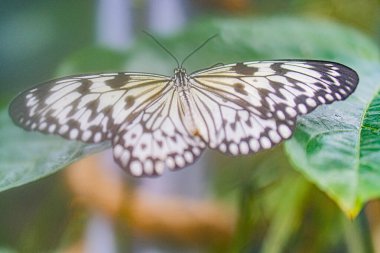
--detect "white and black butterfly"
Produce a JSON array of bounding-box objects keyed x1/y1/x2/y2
[{"x1": 9, "y1": 38, "x2": 359, "y2": 177}]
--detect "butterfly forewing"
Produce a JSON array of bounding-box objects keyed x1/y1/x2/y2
[
  {"x1": 9, "y1": 73, "x2": 171, "y2": 143},
  {"x1": 189, "y1": 60, "x2": 358, "y2": 154}
]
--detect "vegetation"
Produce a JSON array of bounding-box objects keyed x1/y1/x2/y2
[{"x1": 0, "y1": 1, "x2": 380, "y2": 252}]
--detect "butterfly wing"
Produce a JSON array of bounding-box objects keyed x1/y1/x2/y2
[
  {"x1": 189, "y1": 60, "x2": 359, "y2": 154},
  {"x1": 9, "y1": 72, "x2": 171, "y2": 143},
  {"x1": 9, "y1": 60, "x2": 359, "y2": 175},
  {"x1": 112, "y1": 88, "x2": 206, "y2": 176},
  {"x1": 9, "y1": 72, "x2": 206, "y2": 176}
]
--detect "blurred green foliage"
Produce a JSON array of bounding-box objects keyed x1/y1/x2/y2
[{"x1": 0, "y1": 0, "x2": 93, "y2": 99}]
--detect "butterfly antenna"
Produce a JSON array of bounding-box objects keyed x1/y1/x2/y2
[
  {"x1": 180, "y1": 34, "x2": 218, "y2": 68},
  {"x1": 143, "y1": 31, "x2": 180, "y2": 68}
]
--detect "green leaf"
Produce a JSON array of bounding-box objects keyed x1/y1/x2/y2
[
  {"x1": 182, "y1": 17, "x2": 380, "y2": 216},
  {"x1": 0, "y1": 109, "x2": 109, "y2": 192},
  {"x1": 0, "y1": 46, "x2": 124, "y2": 192},
  {"x1": 285, "y1": 61, "x2": 380, "y2": 217}
]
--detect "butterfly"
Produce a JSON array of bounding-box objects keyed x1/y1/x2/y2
[{"x1": 8, "y1": 37, "x2": 359, "y2": 177}]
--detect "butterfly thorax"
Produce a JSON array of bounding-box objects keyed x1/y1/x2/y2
[{"x1": 173, "y1": 68, "x2": 188, "y2": 87}]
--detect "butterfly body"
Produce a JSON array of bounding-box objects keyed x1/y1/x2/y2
[
  {"x1": 9, "y1": 60, "x2": 359, "y2": 177},
  {"x1": 172, "y1": 68, "x2": 200, "y2": 137}
]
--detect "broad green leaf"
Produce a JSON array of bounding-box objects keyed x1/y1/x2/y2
[
  {"x1": 0, "y1": 47, "x2": 124, "y2": 192},
  {"x1": 184, "y1": 17, "x2": 380, "y2": 216},
  {"x1": 186, "y1": 17, "x2": 380, "y2": 216},
  {"x1": 0, "y1": 109, "x2": 109, "y2": 192},
  {"x1": 285, "y1": 61, "x2": 380, "y2": 217}
]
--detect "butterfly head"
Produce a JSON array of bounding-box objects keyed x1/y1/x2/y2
[
  {"x1": 173, "y1": 68, "x2": 189, "y2": 87},
  {"x1": 174, "y1": 68, "x2": 186, "y2": 75}
]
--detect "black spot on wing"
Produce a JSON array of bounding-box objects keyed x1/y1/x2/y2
[
  {"x1": 269, "y1": 62, "x2": 287, "y2": 75},
  {"x1": 231, "y1": 63, "x2": 258, "y2": 75},
  {"x1": 233, "y1": 83, "x2": 248, "y2": 95},
  {"x1": 125, "y1": 95, "x2": 135, "y2": 108},
  {"x1": 80, "y1": 79, "x2": 93, "y2": 89},
  {"x1": 105, "y1": 73, "x2": 131, "y2": 88}
]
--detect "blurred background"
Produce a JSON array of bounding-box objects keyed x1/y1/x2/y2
[{"x1": 0, "y1": 0, "x2": 380, "y2": 252}]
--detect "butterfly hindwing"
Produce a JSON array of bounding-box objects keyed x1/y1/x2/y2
[
  {"x1": 112, "y1": 88, "x2": 206, "y2": 176},
  {"x1": 190, "y1": 82, "x2": 294, "y2": 154}
]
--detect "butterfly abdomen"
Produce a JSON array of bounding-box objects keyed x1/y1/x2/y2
[
  {"x1": 173, "y1": 68, "x2": 204, "y2": 138},
  {"x1": 179, "y1": 94, "x2": 199, "y2": 135}
]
